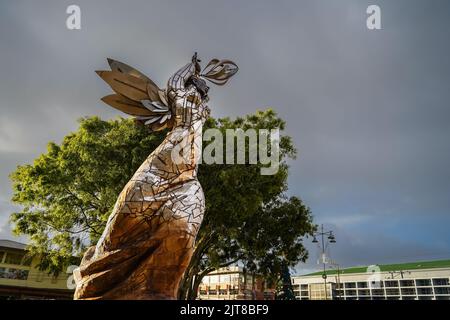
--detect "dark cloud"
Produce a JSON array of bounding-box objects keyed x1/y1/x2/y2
[{"x1": 1, "y1": 0, "x2": 450, "y2": 271}]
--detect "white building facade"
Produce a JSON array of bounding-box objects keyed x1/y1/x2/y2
[{"x1": 292, "y1": 260, "x2": 450, "y2": 300}]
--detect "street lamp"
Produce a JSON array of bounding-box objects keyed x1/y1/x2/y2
[{"x1": 312, "y1": 224, "x2": 337, "y2": 300}]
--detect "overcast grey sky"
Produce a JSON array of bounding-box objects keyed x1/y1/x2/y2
[{"x1": 1, "y1": 0, "x2": 450, "y2": 274}]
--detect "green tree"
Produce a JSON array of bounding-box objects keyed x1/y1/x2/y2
[
  {"x1": 10, "y1": 117, "x2": 166, "y2": 274},
  {"x1": 10, "y1": 110, "x2": 315, "y2": 295}
]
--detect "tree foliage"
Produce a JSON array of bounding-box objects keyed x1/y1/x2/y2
[
  {"x1": 10, "y1": 109, "x2": 315, "y2": 294},
  {"x1": 10, "y1": 117, "x2": 165, "y2": 273}
]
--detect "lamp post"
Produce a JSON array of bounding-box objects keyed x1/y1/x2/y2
[{"x1": 312, "y1": 224, "x2": 336, "y2": 300}]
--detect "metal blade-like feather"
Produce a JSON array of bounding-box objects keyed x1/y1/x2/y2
[
  {"x1": 159, "y1": 114, "x2": 169, "y2": 124},
  {"x1": 96, "y1": 70, "x2": 149, "y2": 101},
  {"x1": 144, "y1": 116, "x2": 162, "y2": 125},
  {"x1": 101, "y1": 94, "x2": 153, "y2": 116},
  {"x1": 141, "y1": 100, "x2": 169, "y2": 113},
  {"x1": 107, "y1": 58, "x2": 160, "y2": 89}
]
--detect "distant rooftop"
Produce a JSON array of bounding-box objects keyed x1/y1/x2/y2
[
  {"x1": 300, "y1": 259, "x2": 450, "y2": 277},
  {"x1": 0, "y1": 239, "x2": 27, "y2": 251}
]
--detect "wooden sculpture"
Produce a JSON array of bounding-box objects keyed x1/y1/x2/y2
[{"x1": 73, "y1": 54, "x2": 238, "y2": 299}]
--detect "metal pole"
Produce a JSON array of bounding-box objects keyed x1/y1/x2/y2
[
  {"x1": 321, "y1": 224, "x2": 327, "y2": 300},
  {"x1": 337, "y1": 265, "x2": 341, "y2": 299}
]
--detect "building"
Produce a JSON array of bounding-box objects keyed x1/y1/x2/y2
[
  {"x1": 0, "y1": 239, "x2": 74, "y2": 299},
  {"x1": 198, "y1": 266, "x2": 275, "y2": 300},
  {"x1": 292, "y1": 259, "x2": 450, "y2": 300}
]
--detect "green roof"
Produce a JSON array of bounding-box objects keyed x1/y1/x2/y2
[{"x1": 302, "y1": 259, "x2": 450, "y2": 277}]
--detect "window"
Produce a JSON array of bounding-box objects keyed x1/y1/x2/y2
[
  {"x1": 199, "y1": 290, "x2": 207, "y2": 295},
  {"x1": 371, "y1": 289, "x2": 384, "y2": 296},
  {"x1": 209, "y1": 290, "x2": 217, "y2": 295},
  {"x1": 0, "y1": 251, "x2": 5, "y2": 263},
  {"x1": 15, "y1": 269, "x2": 29, "y2": 280},
  {"x1": 21, "y1": 255, "x2": 32, "y2": 266},
  {"x1": 415, "y1": 279, "x2": 431, "y2": 287},
  {"x1": 384, "y1": 281, "x2": 399, "y2": 287},
  {"x1": 4, "y1": 252, "x2": 25, "y2": 265},
  {"x1": 334, "y1": 285, "x2": 343, "y2": 291},
  {"x1": 300, "y1": 284, "x2": 308, "y2": 290},
  {"x1": 344, "y1": 282, "x2": 356, "y2": 289},
  {"x1": 357, "y1": 282, "x2": 368, "y2": 288},
  {"x1": 0, "y1": 267, "x2": 29, "y2": 280},
  {"x1": 401, "y1": 288, "x2": 416, "y2": 295},
  {"x1": 358, "y1": 289, "x2": 370, "y2": 296},
  {"x1": 219, "y1": 289, "x2": 227, "y2": 295},
  {"x1": 433, "y1": 278, "x2": 449, "y2": 286},
  {"x1": 434, "y1": 287, "x2": 450, "y2": 295},
  {"x1": 370, "y1": 281, "x2": 383, "y2": 288},
  {"x1": 417, "y1": 287, "x2": 432, "y2": 295},
  {"x1": 400, "y1": 280, "x2": 414, "y2": 287},
  {"x1": 345, "y1": 290, "x2": 357, "y2": 296},
  {"x1": 333, "y1": 290, "x2": 343, "y2": 299},
  {"x1": 385, "y1": 288, "x2": 400, "y2": 295}
]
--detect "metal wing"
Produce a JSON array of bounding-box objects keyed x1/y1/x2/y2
[
  {"x1": 96, "y1": 58, "x2": 173, "y2": 131},
  {"x1": 201, "y1": 59, "x2": 238, "y2": 86}
]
